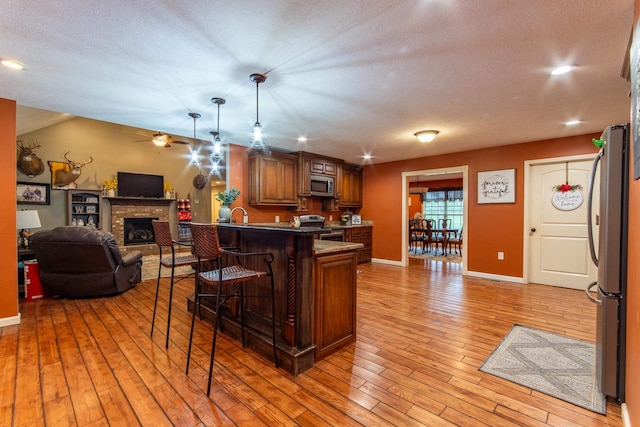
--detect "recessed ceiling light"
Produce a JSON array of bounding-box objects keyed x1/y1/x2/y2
[
  {"x1": 363, "y1": 154, "x2": 372, "y2": 160},
  {"x1": 1, "y1": 58, "x2": 25, "y2": 70},
  {"x1": 551, "y1": 65, "x2": 573, "y2": 75},
  {"x1": 297, "y1": 136, "x2": 308, "y2": 142},
  {"x1": 565, "y1": 119, "x2": 581, "y2": 126}
]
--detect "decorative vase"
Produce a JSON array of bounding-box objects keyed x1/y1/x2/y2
[
  {"x1": 107, "y1": 189, "x2": 115, "y2": 198},
  {"x1": 219, "y1": 205, "x2": 232, "y2": 222},
  {"x1": 165, "y1": 191, "x2": 171, "y2": 199}
]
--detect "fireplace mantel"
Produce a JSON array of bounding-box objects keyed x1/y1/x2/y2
[{"x1": 105, "y1": 196, "x2": 174, "y2": 205}]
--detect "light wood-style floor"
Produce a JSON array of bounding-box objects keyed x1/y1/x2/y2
[{"x1": 1, "y1": 259, "x2": 623, "y2": 426}]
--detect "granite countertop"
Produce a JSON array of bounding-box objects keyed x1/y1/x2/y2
[
  {"x1": 313, "y1": 239, "x2": 364, "y2": 255},
  {"x1": 323, "y1": 220, "x2": 373, "y2": 228}
]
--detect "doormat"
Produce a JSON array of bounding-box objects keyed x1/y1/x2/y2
[{"x1": 479, "y1": 324, "x2": 605, "y2": 414}]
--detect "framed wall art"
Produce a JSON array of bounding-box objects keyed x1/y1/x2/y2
[
  {"x1": 477, "y1": 169, "x2": 515, "y2": 204},
  {"x1": 17, "y1": 181, "x2": 51, "y2": 205}
]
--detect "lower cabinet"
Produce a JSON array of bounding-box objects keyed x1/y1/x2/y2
[
  {"x1": 313, "y1": 250, "x2": 357, "y2": 360},
  {"x1": 345, "y1": 226, "x2": 372, "y2": 264}
]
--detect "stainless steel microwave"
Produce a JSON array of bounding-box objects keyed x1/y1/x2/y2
[{"x1": 310, "y1": 174, "x2": 334, "y2": 197}]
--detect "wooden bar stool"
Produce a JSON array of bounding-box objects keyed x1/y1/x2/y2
[
  {"x1": 186, "y1": 223, "x2": 278, "y2": 396},
  {"x1": 150, "y1": 220, "x2": 197, "y2": 348}
]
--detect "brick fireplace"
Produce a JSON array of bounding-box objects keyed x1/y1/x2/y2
[{"x1": 107, "y1": 197, "x2": 174, "y2": 255}]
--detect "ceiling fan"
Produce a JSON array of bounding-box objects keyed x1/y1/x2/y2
[{"x1": 136, "y1": 131, "x2": 190, "y2": 148}]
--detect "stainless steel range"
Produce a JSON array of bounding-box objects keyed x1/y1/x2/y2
[{"x1": 299, "y1": 214, "x2": 345, "y2": 241}]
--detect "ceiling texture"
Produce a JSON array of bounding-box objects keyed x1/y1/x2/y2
[{"x1": 1, "y1": 1, "x2": 634, "y2": 165}]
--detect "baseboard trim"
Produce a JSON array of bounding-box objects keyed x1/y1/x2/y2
[
  {"x1": 467, "y1": 270, "x2": 524, "y2": 283},
  {"x1": 371, "y1": 258, "x2": 403, "y2": 266},
  {"x1": 0, "y1": 312, "x2": 21, "y2": 328}
]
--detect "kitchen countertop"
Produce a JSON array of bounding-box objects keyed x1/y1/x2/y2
[
  {"x1": 313, "y1": 239, "x2": 364, "y2": 255},
  {"x1": 217, "y1": 220, "x2": 373, "y2": 233}
]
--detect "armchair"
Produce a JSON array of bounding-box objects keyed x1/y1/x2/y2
[{"x1": 30, "y1": 226, "x2": 143, "y2": 298}]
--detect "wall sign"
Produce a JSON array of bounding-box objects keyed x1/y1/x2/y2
[
  {"x1": 551, "y1": 186, "x2": 584, "y2": 211},
  {"x1": 477, "y1": 169, "x2": 515, "y2": 204},
  {"x1": 551, "y1": 162, "x2": 584, "y2": 211}
]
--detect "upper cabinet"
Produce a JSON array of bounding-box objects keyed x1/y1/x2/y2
[
  {"x1": 339, "y1": 164, "x2": 362, "y2": 208},
  {"x1": 249, "y1": 149, "x2": 362, "y2": 209},
  {"x1": 248, "y1": 150, "x2": 298, "y2": 206}
]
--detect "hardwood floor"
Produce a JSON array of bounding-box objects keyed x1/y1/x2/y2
[{"x1": 1, "y1": 259, "x2": 623, "y2": 426}]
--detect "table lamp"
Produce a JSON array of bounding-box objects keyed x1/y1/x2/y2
[{"x1": 16, "y1": 209, "x2": 41, "y2": 249}]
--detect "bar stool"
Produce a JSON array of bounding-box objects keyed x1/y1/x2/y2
[
  {"x1": 186, "y1": 222, "x2": 278, "y2": 396},
  {"x1": 150, "y1": 220, "x2": 198, "y2": 348}
]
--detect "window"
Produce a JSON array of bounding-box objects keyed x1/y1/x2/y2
[{"x1": 422, "y1": 188, "x2": 463, "y2": 230}]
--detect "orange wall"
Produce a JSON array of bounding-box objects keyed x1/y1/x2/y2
[
  {"x1": 625, "y1": 0, "x2": 640, "y2": 422},
  {"x1": 0, "y1": 99, "x2": 18, "y2": 322},
  {"x1": 360, "y1": 134, "x2": 599, "y2": 277}
]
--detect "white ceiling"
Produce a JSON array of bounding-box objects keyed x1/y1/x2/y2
[{"x1": 2, "y1": 1, "x2": 634, "y2": 164}]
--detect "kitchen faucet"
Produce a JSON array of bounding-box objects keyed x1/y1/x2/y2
[{"x1": 230, "y1": 206, "x2": 249, "y2": 224}]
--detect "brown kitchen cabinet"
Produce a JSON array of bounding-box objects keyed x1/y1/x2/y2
[
  {"x1": 313, "y1": 250, "x2": 357, "y2": 360},
  {"x1": 310, "y1": 159, "x2": 337, "y2": 176},
  {"x1": 248, "y1": 150, "x2": 298, "y2": 206},
  {"x1": 345, "y1": 226, "x2": 372, "y2": 263},
  {"x1": 339, "y1": 165, "x2": 362, "y2": 207}
]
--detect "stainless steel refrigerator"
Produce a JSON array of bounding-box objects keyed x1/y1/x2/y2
[{"x1": 586, "y1": 123, "x2": 629, "y2": 402}]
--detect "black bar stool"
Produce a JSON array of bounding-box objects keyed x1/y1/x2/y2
[
  {"x1": 186, "y1": 222, "x2": 278, "y2": 396},
  {"x1": 150, "y1": 220, "x2": 197, "y2": 348}
]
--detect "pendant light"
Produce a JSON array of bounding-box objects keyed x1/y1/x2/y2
[
  {"x1": 188, "y1": 112, "x2": 201, "y2": 165},
  {"x1": 210, "y1": 97, "x2": 225, "y2": 161},
  {"x1": 249, "y1": 73, "x2": 267, "y2": 149}
]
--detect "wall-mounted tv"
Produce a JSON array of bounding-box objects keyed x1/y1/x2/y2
[{"x1": 117, "y1": 172, "x2": 164, "y2": 198}]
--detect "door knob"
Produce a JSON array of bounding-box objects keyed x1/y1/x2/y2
[{"x1": 530, "y1": 228, "x2": 536, "y2": 232}]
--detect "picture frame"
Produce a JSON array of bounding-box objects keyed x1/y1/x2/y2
[
  {"x1": 17, "y1": 182, "x2": 51, "y2": 205},
  {"x1": 86, "y1": 205, "x2": 96, "y2": 213},
  {"x1": 351, "y1": 214, "x2": 362, "y2": 225},
  {"x1": 477, "y1": 169, "x2": 515, "y2": 204}
]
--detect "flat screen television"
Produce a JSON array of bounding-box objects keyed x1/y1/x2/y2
[{"x1": 117, "y1": 172, "x2": 164, "y2": 198}]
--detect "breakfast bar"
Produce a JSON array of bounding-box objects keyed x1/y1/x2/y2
[{"x1": 186, "y1": 222, "x2": 362, "y2": 375}]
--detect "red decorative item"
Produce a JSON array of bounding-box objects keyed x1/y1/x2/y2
[{"x1": 553, "y1": 183, "x2": 583, "y2": 193}]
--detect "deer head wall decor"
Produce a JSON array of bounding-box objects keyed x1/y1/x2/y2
[
  {"x1": 48, "y1": 151, "x2": 94, "y2": 188},
  {"x1": 17, "y1": 140, "x2": 45, "y2": 177}
]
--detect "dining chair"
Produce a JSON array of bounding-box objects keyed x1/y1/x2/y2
[
  {"x1": 448, "y1": 225, "x2": 463, "y2": 255},
  {"x1": 436, "y1": 218, "x2": 453, "y2": 254},
  {"x1": 150, "y1": 220, "x2": 198, "y2": 349},
  {"x1": 186, "y1": 222, "x2": 278, "y2": 396},
  {"x1": 421, "y1": 219, "x2": 436, "y2": 253}
]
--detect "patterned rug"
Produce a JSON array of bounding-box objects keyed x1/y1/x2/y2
[
  {"x1": 408, "y1": 252, "x2": 462, "y2": 263},
  {"x1": 480, "y1": 325, "x2": 605, "y2": 414},
  {"x1": 140, "y1": 254, "x2": 195, "y2": 281}
]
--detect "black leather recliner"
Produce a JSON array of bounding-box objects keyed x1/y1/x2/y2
[{"x1": 30, "y1": 226, "x2": 143, "y2": 298}]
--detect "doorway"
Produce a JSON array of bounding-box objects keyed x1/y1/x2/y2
[
  {"x1": 524, "y1": 155, "x2": 598, "y2": 289},
  {"x1": 402, "y1": 166, "x2": 468, "y2": 273}
]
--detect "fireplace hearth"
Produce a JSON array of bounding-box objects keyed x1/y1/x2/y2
[{"x1": 124, "y1": 217, "x2": 158, "y2": 246}]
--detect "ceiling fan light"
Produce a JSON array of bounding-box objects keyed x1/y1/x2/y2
[
  {"x1": 414, "y1": 130, "x2": 439, "y2": 143},
  {"x1": 152, "y1": 134, "x2": 167, "y2": 146}
]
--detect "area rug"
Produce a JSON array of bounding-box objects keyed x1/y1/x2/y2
[
  {"x1": 408, "y1": 252, "x2": 462, "y2": 263},
  {"x1": 480, "y1": 324, "x2": 605, "y2": 414},
  {"x1": 140, "y1": 254, "x2": 195, "y2": 281}
]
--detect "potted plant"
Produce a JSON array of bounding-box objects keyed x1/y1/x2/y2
[{"x1": 216, "y1": 187, "x2": 240, "y2": 222}]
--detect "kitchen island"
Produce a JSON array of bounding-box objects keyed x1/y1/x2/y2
[{"x1": 187, "y1": 223, "x2": 362, "y2": 375}]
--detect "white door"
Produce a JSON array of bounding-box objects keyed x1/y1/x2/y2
[{"x1": 528, "y1": 159, "x2": 598, "y2": 289}]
